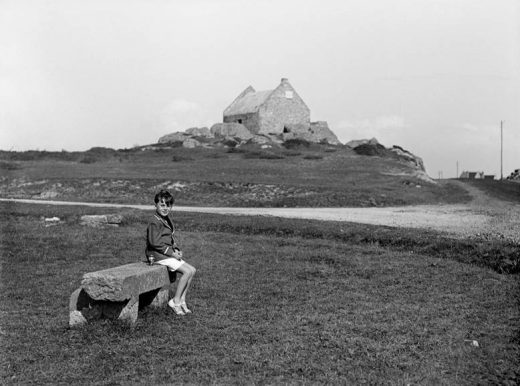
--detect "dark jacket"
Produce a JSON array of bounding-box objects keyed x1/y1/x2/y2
[{"x1": 145, "y1": 213, "x2": 180, "y2": 261}]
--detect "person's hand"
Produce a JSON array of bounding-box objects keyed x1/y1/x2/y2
[{"x1": 172, "y1": 249, "x2": 183, "y2": 260}]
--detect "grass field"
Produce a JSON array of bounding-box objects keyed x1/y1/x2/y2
[{"x1": 1, "y1": 202, "x2": 518, "y2": 384}]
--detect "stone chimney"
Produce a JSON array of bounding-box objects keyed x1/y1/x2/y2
[{"x1": 281, "y1": 77, "x2": 288, "y2": 83}]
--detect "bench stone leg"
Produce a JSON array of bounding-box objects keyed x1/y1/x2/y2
[
  {"x1": 138, "y1": 283, "x2": 172, "y2": 309},
  {"x1": 69, "y1": 288, "x2": 88, "y2": 327},
  {"x1": 116, "y1": 296, "x2": 139, "y2": 324},
  {"x1": 98, "y1": 296, "x2": 139, "y2": 325},
  {"x1": 150, "y1": 286, "x2": 170, "y2": 308},
  {"x1": 69, "y1": 288, "x2": 103, "y2": 327}
]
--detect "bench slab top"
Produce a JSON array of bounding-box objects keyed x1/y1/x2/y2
[{"x1": 81, "y1": 262, "x2": 170, "y2": 301}]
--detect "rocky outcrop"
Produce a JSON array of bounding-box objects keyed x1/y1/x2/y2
[
  {"x1": 210, "y1": 123, "x2": 254, "y2": 141},
  {"x1": 389, "y1": 145, "x2": 425, "y2": 171},
  {"x1": 350, "y1": 139, "x2": 425, "y2": 171},
  {"x1": 156, "y1": 118, "x2": 345, "y2": 149}
]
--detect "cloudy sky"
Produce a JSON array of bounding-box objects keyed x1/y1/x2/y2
[{"x1": 1, "y1": 0, "x2": 519, "y2": 178}]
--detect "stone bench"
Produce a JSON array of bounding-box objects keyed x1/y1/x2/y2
[{"x1": 69, "y1": 262, "x2": 175, "y2": 327}]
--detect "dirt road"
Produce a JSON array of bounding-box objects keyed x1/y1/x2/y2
[{"x1": 3, "y1": 181, "x2": 519, "y2": 240}]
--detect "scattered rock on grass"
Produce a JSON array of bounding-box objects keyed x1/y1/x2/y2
[
  {"x1": 42, "y1": 216, "x2": 61, "y2": 227},
  {"x1": 80, "y1": 214, "x2": 123, "y2": 227}
]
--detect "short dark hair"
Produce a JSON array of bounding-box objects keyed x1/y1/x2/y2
[{"x1": 154, "y1": 190, "x2": 174, "y2": 206}]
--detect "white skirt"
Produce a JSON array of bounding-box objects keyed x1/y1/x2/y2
[{"x1": 156, "y1": 258, "x2": 185, "y2": 271}]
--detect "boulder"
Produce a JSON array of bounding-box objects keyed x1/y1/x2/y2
[
  {"x1": 309, "y1": 121, "x2": 341, "y2": 145},
  {"x1": 210, "y1": 123, "x2": 254, "y2": 141},
  {"x1": 185, "y1": 127, "x2": 212, "y2": 137},
  {"x1": 158, "y1": 132, "x2": 190, "y2": 144},
  {"x1": 282, "y1": 122, "x2": 341, "y2": 145},
  {"x1": 182, "y1": 138, "x2": 202, "y2": 148}
]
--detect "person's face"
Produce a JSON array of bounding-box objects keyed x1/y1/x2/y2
[{"x1": 155, "y1": 199, "x2": 172, "y2": 217}]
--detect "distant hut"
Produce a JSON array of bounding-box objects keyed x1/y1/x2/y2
[
  {"x1": 460, "y1": 171, "x2": 484, "y2": 179},
  {"x1": 223, "y1": 78, "x2": 310, "y2": 135}
]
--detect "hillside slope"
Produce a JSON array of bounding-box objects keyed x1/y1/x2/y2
[{"x1": 0, "y1": 144, "x2": 470, "y2": 207}]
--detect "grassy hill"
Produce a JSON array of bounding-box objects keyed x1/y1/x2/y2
[{"x1": 0, "y1": 143, "x2": 470, "y2": 207}]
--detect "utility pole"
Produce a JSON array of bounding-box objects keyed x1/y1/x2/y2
[
  {"x1": 456, "y1": 161, "x2": 459, "y2": 179},
  {"x1": 500, "y1": 120, "x2": 504, "y2": 180}
]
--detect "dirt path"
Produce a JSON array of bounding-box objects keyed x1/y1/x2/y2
[
  {"x1": 445, "y1": 180, "x2": 520, "y2": 241},
  {"x1": 4, "y1": 183, "x2": 519, "y2": 241}
]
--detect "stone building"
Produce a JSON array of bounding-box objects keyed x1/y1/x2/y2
[{"x1": 223, "y1": 78, "x2": 310, "y2": 135}]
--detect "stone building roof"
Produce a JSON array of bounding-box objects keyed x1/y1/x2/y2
[{"x1": 224, "y1": 89, "x2": 272, "y2": 115}]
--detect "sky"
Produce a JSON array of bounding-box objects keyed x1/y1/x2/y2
[{"x1": 1, "y1": 0, "x2": 519, "y2": 178}]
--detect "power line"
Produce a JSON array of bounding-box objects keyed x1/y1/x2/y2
[{"x1": 500, "y1": 120, "x2": 504, "y2": 180}]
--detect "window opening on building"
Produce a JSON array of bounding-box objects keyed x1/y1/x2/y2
[{"x1": 285, "y1": 91, "x2": 293, "y2": 99}]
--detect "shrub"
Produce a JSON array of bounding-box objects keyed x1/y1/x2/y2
[
  {"x1": 282, "y1": 150, "x2": 302, "y2": 157},
  {"x1": 243, "y1": 151, "x2": 285, "y2": 159},
  {"x1": 85, "y1": 147, "x2": 117, "y2": 156},
  {"x1": 206, "y1": 152, "x2": 227, "y2": 159},
  {"x1": 283, "y1": 138, "x2": 311, "y2": 149},
  {"x1": 227, "y1": 147, "x2": 246, "y2": 154},
  {"x1": 223, "y1": 139, "x2": 239, "y2": 148},
  {"x1": 79, "y1": 155, "x2": 98, "y2": 164},
  {"x1": 353, "y1": 143, "x2": 387, "y2": 156},
  {"x1": 172, "y1": 154, "x2": 194, "y2": 162},
  {"x1": 0, "y1": 161, "x2": 20, "y2": 170}
]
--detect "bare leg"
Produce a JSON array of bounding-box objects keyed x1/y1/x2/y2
[
  {"x1": 180, "y1": 264, "x2": 196, "y2": 303},
  {"x1": 172, "y1": 263, "x2": 195, "y2": 305}
]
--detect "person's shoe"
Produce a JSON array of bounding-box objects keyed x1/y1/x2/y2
[
  {"x1": 168, "y1": 300, "x2": 185, "y2": 315},
  {"x1": 180, "y1": 302, "x2": 192, "y2": 314}
]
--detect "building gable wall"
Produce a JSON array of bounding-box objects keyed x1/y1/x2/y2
[{"x1": 258, "y1": 79, "x2": 310, "y2": 135}]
